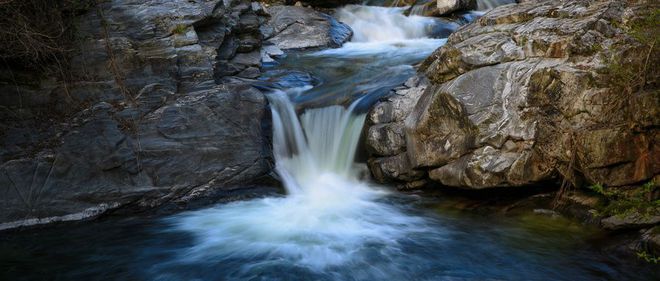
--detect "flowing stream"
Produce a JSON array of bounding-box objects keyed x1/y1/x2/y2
[
  {"x1": 164, "y1": 5, "x2": 445, "y2": 274},
  {"x1": 1, "y1": 4, "x2": 658, "y2": 281}
]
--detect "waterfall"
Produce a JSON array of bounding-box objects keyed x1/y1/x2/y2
[
  {"x1": 388, "y1": 0, "x2": 517, "y2": 16},
  {"x1": 268, "y1": 90, "x2": 367, "y2": 195},
  {"x1": 166, "y1": 4, "x2": 438, "y2": 272},
  {"x1": 169, "y1": 89, "x2": 426, "y2": 270},
  {"x1": 336, "y1": 5, "x2": 437, "y2": 42}
]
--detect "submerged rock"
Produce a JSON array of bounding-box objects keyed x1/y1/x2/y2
[{"x1": 366, "y1": 0, "x2": 660, "y2": 189}]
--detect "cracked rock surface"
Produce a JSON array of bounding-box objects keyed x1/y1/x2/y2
[
  {"x1": 0, "y1": 0, "x2": 278, "y2": 229},
  {"x1": 366, "y1": 0, "x2": 659, "y2": 189}
]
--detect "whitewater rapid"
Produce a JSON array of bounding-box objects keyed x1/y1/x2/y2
[
  {"x1": 2, "y1": 2, "x2": 653, "y2": 281},
  {"x1": 167, "y1": 4, "x2": 444, "y2": 273}
]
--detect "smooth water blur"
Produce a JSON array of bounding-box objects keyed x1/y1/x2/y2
[
  {"x1": 2, "y1": 3, "x2": 657, "y2": 281},
  {"x1": 268, "y1": 90, "x2": 367, "y2": 188},
  {"x1": 257, "y1": 5, "x2": 451, "y2": 109},
  {"x1": 164, "y1": 83, "x2": 423, "y2": 275},
  {"x1": 154, "y1": 6, "x2": 450, "y2": 276},
  {"x1": 337, "y1": 5, "x2": 436, "y2": 41},
  {"x1": 2, "y1": 194, "x2": 659, "y2": 280},
  {"x1": 169, "y1": 183, "x2": 425, "y2": 271}
]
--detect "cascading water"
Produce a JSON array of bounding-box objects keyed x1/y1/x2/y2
[
  {"x1": 167, "y1": 5, "x2": 438, "y2": 274},
  {"x1": 4, "y1": 3, "x2": 658, "y2": 281},
  {"x1": 166, "y1": 89, "x2": 429, "y2": 272},
  {"x1": 268, "y1": 91, "x2": 366, "y2": 191},
  {"x1": 265, "y1": 5, "x2": 450, "y2": 109},
  {"x1": 336, "y1": 5, "x2": 433, "y2": 41}
]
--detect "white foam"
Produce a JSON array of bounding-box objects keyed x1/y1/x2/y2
[
  {"x1": 167, "y1": 5, "x2": 442, "y2": 271},
  {"x1": 336, "y1": 5, "x2": 436, "y2": 42}
]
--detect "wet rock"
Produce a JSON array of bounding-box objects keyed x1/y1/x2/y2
[
  {"x1": 366, "y1": 0, "x2": 660, "y2": 189},
  {"x1": 640, "y1": 227, "x2": 660, "y2": 254},
  {"x1": 366, "y1": 123, "x2": 406, "y2": 156},
  {"x1": 238, "y1": 34, "x2": 262, "y2": 52},
  {"x1": 0, "y1": 0, "x2": 274, "y2": 229},
  {"x1": 405, "y1": 86, "x2": 477, "y2": 168},
  {"x1": 264, "y1": 5, "x2": 352, "y2": 50},
  {"x1": 261, "y1": 45, "x2": 285, "y2": 63},
  {"x1": 366, "y1": 76, "x2": 429, "y2": 184},
  {"x1": 0, "y1": 84, "x2": 272, "y2": 230},
  {"x1": 231, "y1": 50, "x2": 263, "y2": 67},
  {"x1": 257, "y1": 69, "x2": 319, "y2": 90},
  {"x1": 428, "y1": 146, "x2": 519, "y2": 188},
  {"x1": 238, "y1": 67, "x2": 262, "y2": 79},
  {"x1": 217, "y1": 35, "x2": 240, "y2": 60},
  {"x1": 368, "y1": 153, "x2": 425, "y2": 183},
  {"x1": 215, "y1": 61, "x2": 245, "y2": 77},
  {"x1": 601, "y1": 214, "x2": 660, "y2": 231},
  {"x1": 263, "y1": 45, "x2": 284, "y2": 58}
]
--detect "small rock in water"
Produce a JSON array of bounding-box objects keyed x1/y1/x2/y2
[
  {"x1": 263, "y1": 45, "x2": 284, "y2": 57},
  {"x1": 238, "y1": 67, "x2": 262, "y2": 79},
  {"x1": 533, "y1": 209, "x2": 560, "y2": 217}
]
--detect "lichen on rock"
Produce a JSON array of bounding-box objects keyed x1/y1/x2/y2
[{"x1": 366, "y1": 0, "x2": 660, "y2": 190}]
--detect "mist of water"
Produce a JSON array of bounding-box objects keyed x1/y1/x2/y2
[
  {"x1": 168, "y1": 4, "x2": 442, "y2": 272},
  {"x1": 169, "y1": 89, "x2": 429, "y2": 270},
  {"x1": 269, "y1": 91, "x2": 367, "y2": 193}
]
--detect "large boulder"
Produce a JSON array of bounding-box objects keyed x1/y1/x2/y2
[
  {"x1": 263, "y1": 5, "x2": 352, "y2": 50},
  {"x1": 366, "y1": 0, "x2": 660, "y2": 189},
  {"x1": 365, "y1": 76, "x2": 428, "y2": 183},
  {"x1": 0, "y1": 0, "x2": 275, "y2": 230}
]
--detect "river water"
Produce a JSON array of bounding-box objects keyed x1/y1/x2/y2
[{"x1": 1, "y1": 4, "x2": 658, "y2": 281}]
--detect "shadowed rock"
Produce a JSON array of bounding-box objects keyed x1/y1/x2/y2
[{"x1": 0, "y1": 0, "x2": 275, "y2": 229}]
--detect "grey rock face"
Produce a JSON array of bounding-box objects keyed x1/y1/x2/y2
[
  {"x1": 365, "y1": 77, "x2": 427, "y2": 183},
  {"x1": 368, "y1": 153, "x2": 425, "y2": 183},
  {"x1": 264, "y1": 5, "x2": 353, "y2": 50},
  {"x1": 366, "y1": 0, "x2": 659, "y2": 189},
  {"x1": 0, "y1": 0, "x2": 276, "y2": 229},
  {"x1": 601, "y1": 214, "x2": 660, "y2": 231}
]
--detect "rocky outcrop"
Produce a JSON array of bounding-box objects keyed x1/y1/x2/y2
[
  {"x1": 602, "y1": 213, "x2": 660, "y2": 230},
  {"x1": 366, "y1": 76, "x2": 428, "y2": 186},
  {"x1": 263, "y1": 5, "x2": 352, "y2": 50},
  {"x1": 0, "y1": 0, "x2": 356, "y2": 230},
  {"x1": 366, "y1": 0, "x2": 659, "y2": 190},
  {"x1": 0, "y1": 0, "x2": 277, "y2": 230}
]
